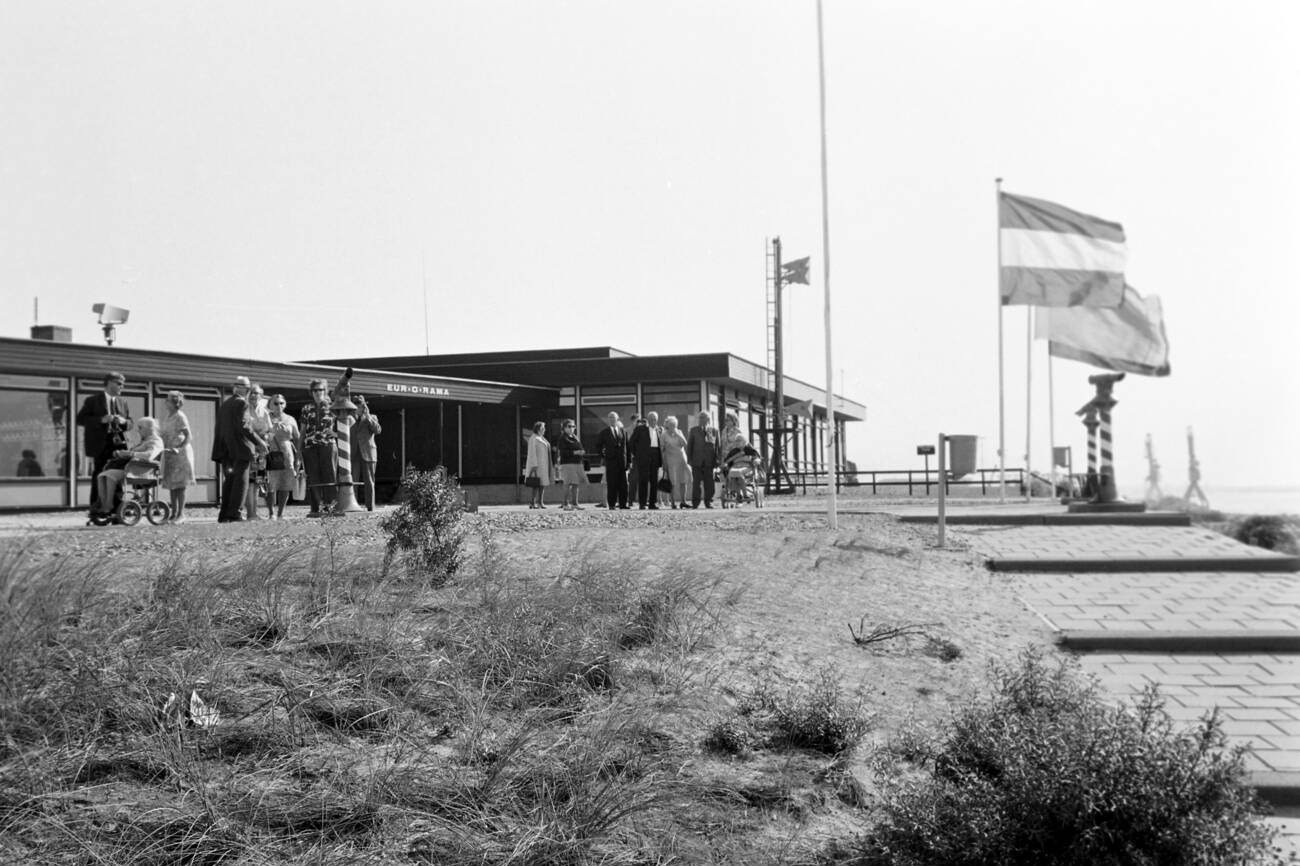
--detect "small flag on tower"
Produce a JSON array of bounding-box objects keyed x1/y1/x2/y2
[
  {"x1": 1000, "y1": 193, "x2": 1126, "y2": 308},
  {"x1": 781, "y1": 256, "x2": 810, "y2": 285}
]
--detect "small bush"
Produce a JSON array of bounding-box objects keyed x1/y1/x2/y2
[
  {"x1": 380, "y1": 468, "x2": 467, "y2": 584},
  {"x1": 836, "y1": 649, "x2": 1275, "y2": 865},
  {"x1": 1233, "y1": 514, "x2": 1300, "y2": 554},
  {"x1": 740, "y1": 667, "x2": 871, "y2": 756}
]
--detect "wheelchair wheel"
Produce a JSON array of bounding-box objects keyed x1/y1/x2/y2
[
  {"x1": 146, "y1": 500, "x2": 171, "y2": 526},
  {"x1": 118, "y1": 500, "x2": 143, "y2": 527}
]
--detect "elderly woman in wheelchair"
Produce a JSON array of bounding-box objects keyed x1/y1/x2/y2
[{"x1": 91, "y1": 417, "x2": 166, "y2": 525}]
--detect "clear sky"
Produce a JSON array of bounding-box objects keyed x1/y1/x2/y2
[{"x1": 3, "y1": 1, "x2": 1297, "y2": 497}]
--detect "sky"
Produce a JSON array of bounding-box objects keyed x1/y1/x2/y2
[{"x1": 2, "y1": 1, "x2": 1297, "y2": 499}]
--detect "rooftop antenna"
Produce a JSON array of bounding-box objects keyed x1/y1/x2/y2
[{"x1": 92, "y1": 303, "x2": 130, "y2": 346}]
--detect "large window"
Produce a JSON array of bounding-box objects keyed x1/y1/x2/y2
[
  {"x1": 579, "y1": 385, "x2": 636, "y2": 461},
  {"x1": 642, "y1": 382, "x2": 700, "y2": 434},
  {"x1": 0, "y1": 376, "x2": 69, "y2": 479},
  {"x1": 460, "y1": 403, "x2": 517, "y2": 483}
]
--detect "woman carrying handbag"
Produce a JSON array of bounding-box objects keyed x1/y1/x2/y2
[{"x1": 524, "y1": 421, "x2": 553, "y2": 509}]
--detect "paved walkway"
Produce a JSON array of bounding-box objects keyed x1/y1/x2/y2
[{"x1": 952, "y1": 516, "x2": 1300, "y2": 851}]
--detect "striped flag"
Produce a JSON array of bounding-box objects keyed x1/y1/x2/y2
[
  {"x1": 1034, "y1": 284, "x2": 1171, "y2": 376},
  {"x1": 1000, "y1": 192, "x2": 1126, "y2": 307}
]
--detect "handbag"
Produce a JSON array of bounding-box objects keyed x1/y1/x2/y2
[
  {"x1": 656, "y1": 475, "x2": 673, "y2": 493},
  {"x1": 524, "y1": 468, "x2": 541, "y2": 488},
  {"x1": 265, "y1": 450, "x2": 285, "y2": 471},
  {"x1": 293, "y1": 471, "x2": 307, "y2": 501}
]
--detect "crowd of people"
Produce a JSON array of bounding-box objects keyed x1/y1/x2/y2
[
  {"x1": 76, "y1": 371, "x2": 382, "y2": 524},
  {"x1": 531, "y1": 409, "x2": 756, "y2": 510}
]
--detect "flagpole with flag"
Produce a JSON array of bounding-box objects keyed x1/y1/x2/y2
[
  {"x1": 996, "y1": 178, "x2": 1006, "y2": 501},
  {"x1": 999, "y1": 187, "x2": 1128, "y2": 506},
  {"x1": 815, "y1": 0, "x2": 836, "y2": 529}
]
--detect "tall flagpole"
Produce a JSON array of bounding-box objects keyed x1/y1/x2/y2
[
  {"x1": 996, "y1": 178, "x2": 1006, "y2": 501},
  {"x1": 1025, "y1": 306, "x2": 1033, "y2": 500},
  {"x1": 1048, "y1": 349, "x2": 1057, "y2": 500},
  {"x1": 816, "y1": 0, "x2": 837, "y2": 530}
]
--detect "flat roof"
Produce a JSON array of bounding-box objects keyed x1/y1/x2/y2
[
  {"x1": 0, "y1": 337, "x2": 558, "y2": 407},
  {"x1": 311, "y1": 347, "x2": 867, "y2": 421}
]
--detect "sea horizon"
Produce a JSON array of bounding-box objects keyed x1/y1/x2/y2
[{"x1": 1123, "y1": 485, "x2": 1300, "y2": 516}]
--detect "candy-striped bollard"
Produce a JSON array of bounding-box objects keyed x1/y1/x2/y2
[
  {"x1": 1087, "y1": 373, "x2": 1125, "y2": 503},
  {"x1": 330, "y1": 368, "x2": 363, "y2": 513},
  {"x1": 1076, "y1": 402, "x2": 1099, "y2": 500}
]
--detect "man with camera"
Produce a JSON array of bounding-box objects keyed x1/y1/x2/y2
[
  {"x1": 349, "y1": 395, "x2": 382, "y2": 511},
  {"x1": 76, "y1": 371, "x2": 131, "y2": 513}
]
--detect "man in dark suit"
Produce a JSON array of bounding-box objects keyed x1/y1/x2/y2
[
  {"x1": 686, "y1": 410, "x2": 720, "y2": 509},
  {"x1": 350, "y1": 394, "x2": 382, "y2": 511},
  {"x1": 76, "y1": 371, "x2": 130, "y2": 512},
  {"x1": 212, "y1": 375, "x2": 263, "y2": 522},
  {"x1": 594, "y1": 411, "x2": 630, "y2": 510},
  {"x1": 628, "y1": 411, "x2": 664, "y2": 510}
]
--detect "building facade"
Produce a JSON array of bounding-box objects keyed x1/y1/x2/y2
[{"x1": 1, "y1": 336, "x2": 863, "y2": 509}]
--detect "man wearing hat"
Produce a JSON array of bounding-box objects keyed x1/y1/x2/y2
[
  {"x1": 212, "y1": 375, "x2": 264, "y2": 522},
  {"x1": 350, "y1": 394, "x2": 382, "y2": 511},
  {"x1": 76, "y1": 371, "x2": 131, "y2": 512}
]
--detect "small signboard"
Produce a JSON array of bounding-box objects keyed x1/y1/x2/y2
[{"x1": 916, "y1": 444, "x2": 935, "y2": 456}]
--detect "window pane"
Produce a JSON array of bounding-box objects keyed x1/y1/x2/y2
[
  {"x1": 180, "y1": 399, "x2": 219, "y2": 479},
  {"x1": 581, "y1": 403, "x2": 635, "y2": 460},
  {"x1": 460, "y1": 403, "x2": 516, "y2": 483},
  {"x1": 0, "y1": 389, "x2": 69, "y2": 478}
]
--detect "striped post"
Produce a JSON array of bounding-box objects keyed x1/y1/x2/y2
[
  {"x1": 330, "y1": 370, "x2": 363, "y2": 513},
  {"x1": 1087, "y1": 373, "x2": 1125, "y2": 503},
  {"x1": 1075, "y1": 401, "x2": 1099, "y2": 500}
]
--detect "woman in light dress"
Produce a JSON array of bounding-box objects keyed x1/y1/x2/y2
[
  {"x1": 659, "y1": 415, "x2": 692, "y2": 509},
  {"x1": 265, "y1": 394, "x2": 302, "y2": 519},
  {"x1": 159, "y1": 390, "x2": 196, "y2": 523},
  {"x1": 524, "y1": 421, "x2": 554, "y2": 509},
  {"x1": 244, "y1": 382, "x2": 273, "y2": 520}
]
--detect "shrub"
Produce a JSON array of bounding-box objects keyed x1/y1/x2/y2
[
  {"x1": 1232, "y1": 514, "x2": 1299, "y2": 554},
  {"x1": 380, "y1": 467, "x2": 467, "y2": 584},
  {"x1": 739, "y1": 667, "x2": 871, "y2": 756},
  {"x1": 836, "y1": 649, "x2": 1275, "y2": 865}
]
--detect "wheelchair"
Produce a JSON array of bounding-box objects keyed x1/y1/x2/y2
[{"x1": 88, "y1": 459, "x2": 172, "y2": 527}]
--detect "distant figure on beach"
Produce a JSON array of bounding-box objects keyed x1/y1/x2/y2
[{"x1": 16, "y1": 449, "x2": 44, "y2": 477}]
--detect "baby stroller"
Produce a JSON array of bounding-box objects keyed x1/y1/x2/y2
[
  {"x1": 720, "y1": 445, "x2": 765, "y2": 509},
  {"x1": 88, "y1": 458, "x2": 171, "y2": 527}
]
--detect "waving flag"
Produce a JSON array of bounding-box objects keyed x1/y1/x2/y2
[
  {"x1": 781, "y1": 256, "x2": 810, "y2": 285},
  {"x1": 1035, "y1": 284, "x2": 1171, "y2": 376},
  {"x1": 1000, "y1": 193, "x2": 1126, "y2": 307}
]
